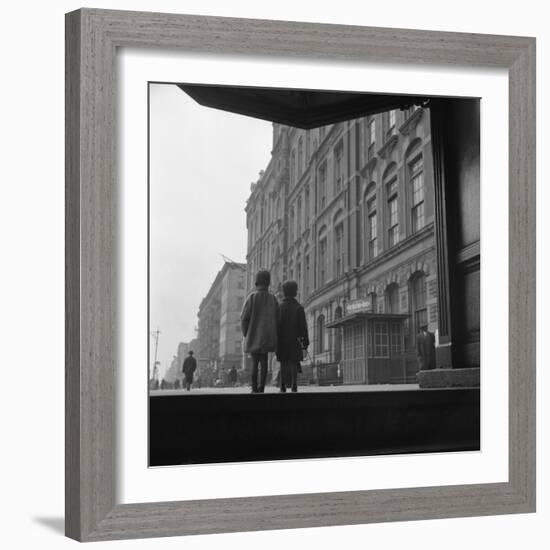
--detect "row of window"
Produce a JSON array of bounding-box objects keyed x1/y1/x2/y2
[
  {"x1": 252, "y1": 108, "x2": 421, "y2": 243},
  {"x1": 363, "y1": 153, "x2": 426, "y2": 262},
  {"x1": 289, "y1": 108, "x2": 413, "y2": 190},
  {"x1": 285, "y1": 155, "x2": 426, "y2": 268}
]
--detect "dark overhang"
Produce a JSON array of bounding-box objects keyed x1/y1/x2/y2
[
  {"x1": 326, "y1": 312, "x2": 410, "y2": 328},
  {"x1": 177, "y1": 83, "x2": 430, "y2": 129}
]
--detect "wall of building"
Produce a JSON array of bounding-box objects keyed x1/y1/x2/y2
[
  {"x1": 218, "y1": 266, "x2": 246, "y2": 370},
  {"x1": 246, "y1": 107, "x2": 437, "y2": 373},
  {"x1": 197, "y1": 262, "x2": 246, "y2": 378}
]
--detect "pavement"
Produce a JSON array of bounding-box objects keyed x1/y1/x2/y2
[{"x1": 150, "y1": 383, "x2": 420, "y2": 396}]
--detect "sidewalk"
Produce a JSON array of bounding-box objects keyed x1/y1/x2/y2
[{"x1": 150, "y1": 383, "x2": 420, "y2": 396}]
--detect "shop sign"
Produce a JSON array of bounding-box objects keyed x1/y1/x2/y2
[{"x1": 346, "y1": 298, "x2": 373, "y2": 314}]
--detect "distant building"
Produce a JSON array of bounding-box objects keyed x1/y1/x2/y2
[
  {"x1": 197, "y1": 262, "x2": 247, "y2": 377},
  {"x1": 245, "y1": 107, "x2": 437, "y2": 384}
]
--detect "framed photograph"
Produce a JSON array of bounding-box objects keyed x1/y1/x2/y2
[{"x1": 65, "y1": 8, "x2": 535, "y2": 542}]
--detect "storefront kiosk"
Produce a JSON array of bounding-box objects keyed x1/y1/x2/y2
[{"x1": 326, "y1": 298, "x2": 410, "y2": 385}]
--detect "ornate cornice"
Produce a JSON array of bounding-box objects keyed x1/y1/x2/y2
[
  {"x1": 377, "y1": 134, "x2": 399, "y2": 159},
  {"x1": 398, "y1": 108, "x2": 424, "y2": 136},
  {"x1": 360, "y1": 156, "x2": 378, "y2": 179}
]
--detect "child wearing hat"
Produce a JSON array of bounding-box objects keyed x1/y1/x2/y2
[{"x1": 240, "y1": 270, "x2": 279, "y2": 393}]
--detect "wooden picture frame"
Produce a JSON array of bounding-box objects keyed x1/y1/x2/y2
[{"x1": 65, "y1": 8, "x2": 535, "y2": 542}]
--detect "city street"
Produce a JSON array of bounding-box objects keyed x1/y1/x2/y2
[{"x1": 150, "y1": 383, "x2": 420, "y2": 396}]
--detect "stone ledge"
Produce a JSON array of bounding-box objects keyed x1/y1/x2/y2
[{"x1": 417, "y1": 367, "x2": 480, "y2": 388}]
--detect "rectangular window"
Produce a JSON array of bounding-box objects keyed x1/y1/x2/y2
[
  {"x1": 390, "y1": 322, "x2": 402, "y2": 356},
  {"x1": 374, "y1": 322, "x2": 389, "y2": 358},
  {"x1": 367, "y1": 118, "x2": 376, "y2": 161},
  {"x1": 388, "y1": 195, "x2": 399, "y2": 247},
  {"x1": 366, "y1": 196, "x2": 378, "y2": 259},
  {"x1": 388, "y1": 110, "x2": 396, "y2": 132},
  {"x1": 353, "y1": 324, "x2": 365, "y2": 380},
  {"x1": 410, "y1": 157, "x2": 425, "y2": 232}
]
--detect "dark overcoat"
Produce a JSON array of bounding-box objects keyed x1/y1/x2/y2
[
  {"x1": 276, "y1": 297, "x2": 310, "y2": 362},
  {"x1": 240, "y1": 287, "x2": 279, "y2": 354},
  {"x1": 416, "y1": 330, "x2": 436, "y2": 370},
  {"x1": 182, "y1": 355, "x2": 197, "y2": 381}
]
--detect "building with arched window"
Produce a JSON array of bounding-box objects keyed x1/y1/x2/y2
[{"x1": 245, "y1": 106, "x2": 437, "y2": 385}]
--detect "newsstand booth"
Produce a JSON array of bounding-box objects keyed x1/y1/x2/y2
[{"x1": 326, "y1": 300, "x2": 409, "y2": 385}]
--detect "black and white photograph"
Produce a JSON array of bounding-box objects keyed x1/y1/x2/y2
[
  {"x1": 4, "y1": 0, "x2": 543, "y2": 546},
  {"x1": 148, "y1": 83, "x2": 481, "y2": 466}
]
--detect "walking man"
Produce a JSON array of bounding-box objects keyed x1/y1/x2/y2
[
  {"x1": 240, "y1": 270, "x2": 279, "y2": 393},
  {"x1": 276, "y1": 280, "x2": 309, "y2": 393},
  {"x1": 228, "y1": 365, "x2": 238, "y2": 387},
  {"x1": 182, "y1": 350, "x2": 197, "y2": 391}
]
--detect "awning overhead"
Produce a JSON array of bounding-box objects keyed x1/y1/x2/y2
[
  {"x1": 177, "y1": 84, "x2": 430, "y2": 129},
  {"x1": 326, "y1": 312, "x2": 409, "y2": 328}
]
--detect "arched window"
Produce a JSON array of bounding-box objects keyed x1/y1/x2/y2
[
  {"x1": 410, "y1": 272, "x2": 427, "y2": 342},
  {"x1": 334, "y1": 306, "x2": 343, "y2": 361},
  {"x1": 385, "y1": 283, "x2": 399, "y2": 313},
  {"x1": 317, "y1": 314, "x2": 325, "y2": 354},
  {"x1": 384, "y1": 164, "x2": 399, "y2": 247},
  {"x1": 409, "y1": 153, "x2": 425, "y2": 232},
  {"x1": 334, "y1": 221, "x2": 345, "y2": 278},
  {"x1": 364, "y1": 182, "x2": 378, "y2": 261}
]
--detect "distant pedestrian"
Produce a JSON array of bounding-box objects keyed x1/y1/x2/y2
[
  {"x1": 240, "y1": 269, "x2": 279, "y2": 393},
  {"x1": 182, "y1": 350, "x2": 197, "y2": 390},
  {"x1": 276, "y1": 280, "x2": 309, "y2": 393},
  {"x1": 416, "y1": 324, "x2": 436, "y2": 370},
  {"x1": 228, "y1": 365, "x2": 238, "y2": 387}
]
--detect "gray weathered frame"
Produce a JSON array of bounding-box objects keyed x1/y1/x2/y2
[{"x1": 65, "y1": 8, "x2": 536, "y2": 542}]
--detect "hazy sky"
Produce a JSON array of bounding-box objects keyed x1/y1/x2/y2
[{"x1": 149, "y1": 83, "x2": 272, "y2": 375}]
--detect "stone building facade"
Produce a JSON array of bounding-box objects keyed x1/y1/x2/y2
[
  {"x1": 197, "y1": 262, "x2": 246, "y2": 376},
  {"x1": 245, "y1": 106, "x2": 438, "y2": 384}
]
